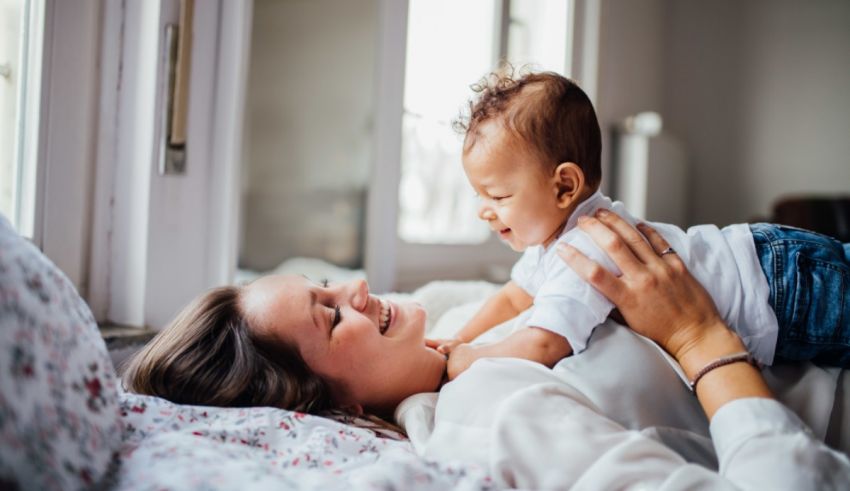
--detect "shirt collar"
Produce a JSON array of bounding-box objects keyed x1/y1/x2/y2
[{"x1": 563, "y1": 190, "x2": 609, "y2": 232}]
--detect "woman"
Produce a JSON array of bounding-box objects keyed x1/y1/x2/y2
[
  {"x1": 124, "y1": 214, "x2": 849, "y2": 487},
  {"x1": 123, "y1": 274, "x2": 445, "y2": 418}
]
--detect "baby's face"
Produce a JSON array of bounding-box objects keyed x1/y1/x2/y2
[{"x1": 462, "y1": 123, "x2": 570, "y2": 251}]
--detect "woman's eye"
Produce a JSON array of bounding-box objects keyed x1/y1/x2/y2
[{"x1": 331, "y1": 305, "x2": 342, "y2": 329}]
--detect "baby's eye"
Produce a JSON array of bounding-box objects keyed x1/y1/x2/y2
[{"x1": 492, "y1": 195, "x2": 510, "y2": 201}]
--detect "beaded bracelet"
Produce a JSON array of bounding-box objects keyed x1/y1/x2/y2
[{"x1": 688, "y1": 352, "x2": 758, "y2": 392}]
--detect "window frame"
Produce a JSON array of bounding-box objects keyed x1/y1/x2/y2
[
  {"x1": 22, "y1": 0, "x2": 101, "y2": 295},
  {"x1": 87, "y1": 0, "x2": 251, "y2": 329}
]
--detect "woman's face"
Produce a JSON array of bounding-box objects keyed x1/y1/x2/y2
[{"x1": 241, "y1": 275, "x2": 446, "y2": 414}]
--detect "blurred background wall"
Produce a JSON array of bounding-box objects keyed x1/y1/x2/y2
[{"x1": 597, "y1": 0, "x2": 850, "y2": 226}]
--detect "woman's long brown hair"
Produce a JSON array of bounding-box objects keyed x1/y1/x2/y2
[
  {"x1": 122, "y1": 286, "x2": 334, "y2": 412},
  {"x1": 122, "y1": 286, "x2": 405, "y2": 436}
]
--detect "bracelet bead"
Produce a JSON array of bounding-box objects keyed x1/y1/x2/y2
[{"x1": 688, "y1": 352, "x2": 758, "y2": 392}]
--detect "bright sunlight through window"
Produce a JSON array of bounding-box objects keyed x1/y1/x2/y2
[
  {"x1": 397, "y1": 0, "x2": 571, "y2": 244},
  {"x1": 0, "y1": 0, "x2": 42, "y2": 238}
]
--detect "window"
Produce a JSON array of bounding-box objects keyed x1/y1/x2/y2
[
  {"x1": 507, "y1": 0, "x2": 571, "y2": 74},
  {"x1": 0, "y1": 0, "x2": 44, "y2": 238},
  {"x1": 397, "y1": 0, "x2": 571, "y2": 245}
]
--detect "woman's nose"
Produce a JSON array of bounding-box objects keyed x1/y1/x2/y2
[{"x1": 348, "y1": 279, "x2": 369, "y2": 311}]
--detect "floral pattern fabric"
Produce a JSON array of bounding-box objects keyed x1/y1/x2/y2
[
  {"x1": 0, "y1": 215, "x2": 122, "y2": 490},
  {"x1": 0, "y1": 213, "x2": 493, "y2": 489},
  {"x1": 116, "y1": 392, "x2": 492, "y2": 490}
]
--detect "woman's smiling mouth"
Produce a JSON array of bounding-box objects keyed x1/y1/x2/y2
[{"x1": 379, "y1": 298, "x2": 391, "y2": 334}]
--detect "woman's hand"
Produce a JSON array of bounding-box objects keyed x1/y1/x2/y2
[
  {"x1": 556, "y1": 210, "x2": 725, "y2": 362},
  {"x1": 556, "y1": 210, "x2": 772, "y2": 418}
]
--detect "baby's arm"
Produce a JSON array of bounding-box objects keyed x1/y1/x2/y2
[
  {"x1": 447, "y1": 327, "x2": 572, "y2": 379},
  {"x1": 436, "y1": 281, "x2": 533, "y2": 353}
]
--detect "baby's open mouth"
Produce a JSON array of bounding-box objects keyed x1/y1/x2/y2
[{"x1": 379, "y1": 298, "x2": 391, "y2": 335}]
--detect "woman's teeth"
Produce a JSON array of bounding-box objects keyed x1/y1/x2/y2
[{"x1": 379, "y1": 299, "x2": 390, "y2": 334}]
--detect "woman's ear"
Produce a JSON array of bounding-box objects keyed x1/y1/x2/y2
[{"x1": 553, "y1": 162, "x2": 586, "y2": 209}]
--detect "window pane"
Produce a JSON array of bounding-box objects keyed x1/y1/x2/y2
[
  {"x1": 397, "y1": 0, "x2": 496, "y2": 244},
  {"x1": 397, "y1": 0, "x2": 572, "y2": 245},
  {"x1": 0, "y1": 0, "x2": 24, "y2": 224},
  {"x1": 508, "y1": 0, "x2": 570, "y2": 74},
  {"x1": 0, "y1": 0, "x2": 42, "y2": 238}
]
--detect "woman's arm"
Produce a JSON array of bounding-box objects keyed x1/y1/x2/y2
[
  {"x1": 556, "y1": 210, "x2": 772, "y2": 418},
  {"x1": 546, "y1": 210, "x2": 850, "y2": 489}
]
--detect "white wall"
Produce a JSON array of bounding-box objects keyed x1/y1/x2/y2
[
  {"x1": 735, "y1": 0, "x2": 850, "y2": 222},
  {"x1": 662, "y1": 0, "x2": 850, "y2": 225},
  {"x1": 595, "y1": 0, "x2": 666, "y2": 194}
]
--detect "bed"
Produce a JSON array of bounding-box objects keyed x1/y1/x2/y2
[{"x1": 1, "y1": 213, "x2": 848, "y2": 490}]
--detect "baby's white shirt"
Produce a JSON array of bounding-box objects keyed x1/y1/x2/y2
[{"x1": 511, "y1": 191, "x2": 779, "y2": 365}]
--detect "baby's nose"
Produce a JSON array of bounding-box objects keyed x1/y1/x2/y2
[{"x1": 478, "y1": 203, "x2": 495, "y2": 221}]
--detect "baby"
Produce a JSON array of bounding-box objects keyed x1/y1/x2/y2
[{"x1": 437, "y1": 70, "x2": 850, "y2": 380}]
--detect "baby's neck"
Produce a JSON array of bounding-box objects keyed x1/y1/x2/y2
[{"x1": 541, "y1": 187, "x2": 597, "y2": 249}]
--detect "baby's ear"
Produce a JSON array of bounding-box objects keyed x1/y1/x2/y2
[{"x1": 554, "y1": 162, "x2": 585, "y2": 208}]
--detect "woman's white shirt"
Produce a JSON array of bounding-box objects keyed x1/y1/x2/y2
[{"x1": 396, "y1": 321, "x2": 850, "y2": 489}]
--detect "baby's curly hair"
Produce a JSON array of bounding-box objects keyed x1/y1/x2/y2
[{"x1": 454, "y1": 67, "x2": 602, "y2": 188}]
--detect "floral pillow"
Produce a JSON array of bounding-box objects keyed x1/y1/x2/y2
[{"x1": 0, "y1": 215, "x2": 122, "y2": 490}]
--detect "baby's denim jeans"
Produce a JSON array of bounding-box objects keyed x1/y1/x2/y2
[{"x1": 751, "y1": 223, "x2": 850, "y2": 367}]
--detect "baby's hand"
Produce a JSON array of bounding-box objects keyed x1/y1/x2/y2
[
  {"x1": 446, "y1": 343, "x2": 477, "y2": 380},
  {"x1": 425, "y1": 337, "x2": 465, "y2": 355}
]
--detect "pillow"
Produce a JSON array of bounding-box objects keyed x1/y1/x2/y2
[{"x1": 0, "y1": 215, "x2": 122, "y2": 489}]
